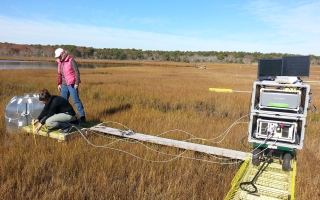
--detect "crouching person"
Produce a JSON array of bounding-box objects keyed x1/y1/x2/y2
[{"x1": 33, "y1": 88, "x2": 77, "y2": 134}]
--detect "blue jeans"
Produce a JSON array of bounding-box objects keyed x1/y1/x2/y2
[{"x1": 61, "y1": 84, "x2": 85, "y2": 117}]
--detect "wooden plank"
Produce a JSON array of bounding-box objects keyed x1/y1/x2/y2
[{"x1": 90, "y1": 125, "x2": 248, "y2": 160}]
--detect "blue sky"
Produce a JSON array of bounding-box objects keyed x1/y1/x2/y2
[{"x1": 0, "y1": 0, "x2": 319, "y2": 55}]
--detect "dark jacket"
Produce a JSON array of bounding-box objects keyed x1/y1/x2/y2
[{"x1": 37, "y1": 95, "x2": 76, "y2": 125}]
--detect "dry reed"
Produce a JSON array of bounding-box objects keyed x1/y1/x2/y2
[{"x1": 0, "y1": 62, "x2": 319, "y2": 199}]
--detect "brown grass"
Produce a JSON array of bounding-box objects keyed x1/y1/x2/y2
[{"x1": 0, "y1": 62, "x2": 319, "y2": 199}]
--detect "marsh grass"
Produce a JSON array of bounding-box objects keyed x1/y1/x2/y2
[{"x1": 0, "y1": 62, "x2": 319, "y2": 199}]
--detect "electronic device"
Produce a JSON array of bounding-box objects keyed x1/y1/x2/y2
[
  {"x1": 257, "y1": 55, "x2": 310, "y2": 80},
  {"x1": 248, "y1": 113, "x2": 305, "y2": 149},
  {"x1": 259, "y1": 88, "x2": 301, "y2": 112},
  {"x1": 282, "y1": 55, "x2": 310, "y2": 77},
  {"x1": 256, "y1": 119, "x2": 297, "y2": 143},
  {"x1": 257, "y1": 58, "x2": 282, "y2": 80},
  {"x1": 250, "y1": 81, "x2": 310, "y2": 117}
]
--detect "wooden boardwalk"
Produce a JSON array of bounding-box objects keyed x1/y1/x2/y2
[{"x1": 90, "y1": 125, "x2": 248, "y2": 160}]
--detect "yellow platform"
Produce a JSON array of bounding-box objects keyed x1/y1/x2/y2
[
  {"x1": 225, "y1": 155, "x2": 296, "y2": 200},
  {"x1": 21, "y1": 124, "x2": 82, "y2": 141}
]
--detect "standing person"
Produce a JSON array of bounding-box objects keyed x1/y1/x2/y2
[
  {"x1": 33, "y1": 89, "x2": 77, "y2": 134},
  {"x1": 55, "y1": 48, "x2": 86, "y2": 123}
]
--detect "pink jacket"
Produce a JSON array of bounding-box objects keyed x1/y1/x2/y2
[{"x1": 57, "y1": 55, "x2": 80, "y2": 85}]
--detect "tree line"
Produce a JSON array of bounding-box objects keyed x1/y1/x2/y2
[{"x1": 1, "y1": 42, "x2": 319, "y2": 65}]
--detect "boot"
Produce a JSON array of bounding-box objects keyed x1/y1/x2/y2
[
  {"x1": 70, "y1": 117, "x2": 80, "y2": 125},
  {"x1": 80, "y1": 116, "x2": 86, "y2": 123},
  {"x1": 58, "y1": 122, "x2": 72, "y2": 134}
]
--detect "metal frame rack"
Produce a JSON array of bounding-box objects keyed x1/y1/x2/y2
[{"x1": 248, "y1": 80, "x2": 310, "y2": 171}]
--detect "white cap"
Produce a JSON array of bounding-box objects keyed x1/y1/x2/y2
[{"x1": 54, "y1": 48, "x2": 64, "y2": 58}]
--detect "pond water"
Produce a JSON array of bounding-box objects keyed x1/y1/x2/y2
[
  {"x1": 0, "y1": 60, "x2": 122, "y2": 69},
  {"x1": 0, "y1": 60, "x2": 56, "y2": 69}
]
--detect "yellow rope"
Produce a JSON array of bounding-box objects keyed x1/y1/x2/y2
[{"x1": 32, "y1": 119, "x2": 37, "y2": 145}]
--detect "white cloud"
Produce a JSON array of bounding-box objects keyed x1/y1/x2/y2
[
  {"x1": 244, "y1": 1, "x2": 320, "y2": 42},
  {"x1": 0, "y1": 12, "x2": 319, "y2": 55}
]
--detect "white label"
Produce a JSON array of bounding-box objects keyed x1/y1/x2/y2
[{"x1": 268, "y1": 144, "x2": 277, "y2": 149}]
